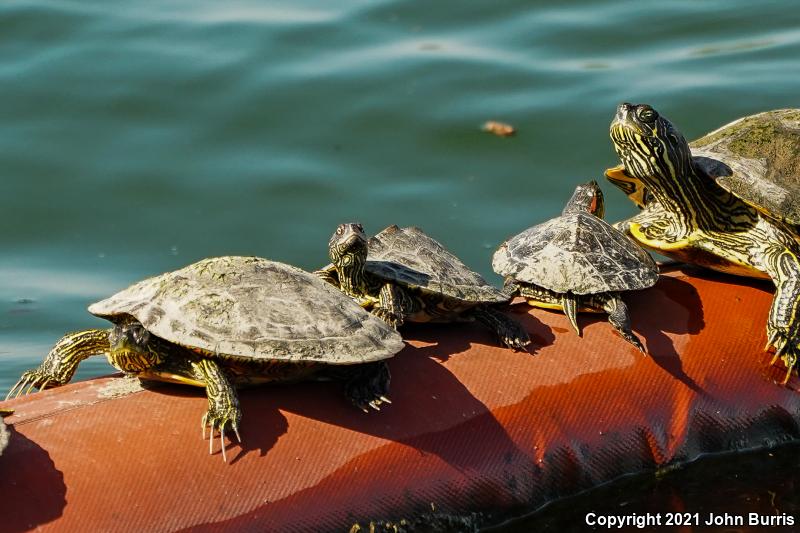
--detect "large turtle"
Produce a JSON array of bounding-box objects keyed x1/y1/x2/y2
[
  {"x1": 316, "y1": 224, "x2": 531, "y2": 350},
  {"x1": 493, "y1": 181, "x2": 658, "y2": 351},
  {"x1": 6, "y1": 256, "x2": 405, "y2": 460},
  {"x1": 608, "y1": 104, "x2": 800, "y2": 381}
]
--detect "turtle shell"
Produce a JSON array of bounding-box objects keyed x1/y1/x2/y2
[
  {"x1": 365, "y1": 225, "x2": 509, "y2": 303},
  {"x1": 493, "y1": 213, "x2": 658, "y2": 295},
  {"x1": 690, "y1": 109, "x2": 800, "y2": 226},
  {"x1": 88, "y1": 256, "x2": 404, "y2": 364}
]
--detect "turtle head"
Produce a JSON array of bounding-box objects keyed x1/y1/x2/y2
[
  {"x1": 563, "y1": 180, "x2": 605, "y2": 218},
  {"x1": 329, "y1": 222, "x2": 370, "y2": 298},
  {"x1": 329, "y1": 222, "x2": 368, "y2": 268},
  {"x1": 609, "y1": 103, "x2": 692, "y2": 185},
  {"x1": 108, "y1": 321, "x2": 160, "y2": 373}
]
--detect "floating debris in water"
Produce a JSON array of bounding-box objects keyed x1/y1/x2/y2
[
  {"x1": 15, "y1": 298, "x2": 35, "y2": 305},
  {"x1": 482, "y1": 120, "x2": 516, "y2": 137}
]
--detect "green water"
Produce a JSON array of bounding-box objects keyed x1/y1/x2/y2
[
  {"x1": 1, "y1": 0, "x2": 799, "y2": 527},
  {"x1": 3, "y1": 0, "x2": 799, "y2": 386}
]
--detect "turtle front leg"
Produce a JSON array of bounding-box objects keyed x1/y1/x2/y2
[
  {"x1": 313, "y1": 266, "x2": 339, "y2": 287},
  {"x1": 191, "y1": 358, "x2": 241, "y2": 462},
  {"x1": 471, "y1": 306, "x2": 531, "y2": 350},
  {"x1": 372, "y1": 283, "x2": 415, "y2": 329},
  {"x1": 612, "y1": 204, "x2": 671, "y2": 236},
  {"x1": 6, "y1": 329, "x2": 110, "y2": 399},
  {"x1": 598, "y1": 293, "x2": 646, "y2": 353},
  {"x1": 342, "y1": 361, "x2": 391, "y2": 412},
  {"x1": 763, "y1": 248, "x2": 800, "y2": 384}
]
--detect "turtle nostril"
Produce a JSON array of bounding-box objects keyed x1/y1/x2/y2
[{"x1": 616, "y1": 103, "x2": 632, "y2": 120}]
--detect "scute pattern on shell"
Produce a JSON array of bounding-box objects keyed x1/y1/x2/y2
[
  {"x1": 493, "y1": 213, "x2": 658, "y2": 295},
  {"x1": 366, "y1": 225, "x2": 509, "y2": 303},
  {"x1": 691, "y1": 109, "x2": 800, "y2": 226},
  {"x1": 88, "y1": 256, "x2": 404, "y2": 364}
]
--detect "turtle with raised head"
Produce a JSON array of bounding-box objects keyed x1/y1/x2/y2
[
  {"x1": 608, "y1": 104, "x2": 800, "y2": 381},
  {"x1": 6, "y1": 256, "x2": 405, "y2": 460},
  {"x1": 317, "y1": 224, "x2": 531, "y2": 350},
  {"x1": 493, "y1": 181, "x2": 657, "y2": 351}
]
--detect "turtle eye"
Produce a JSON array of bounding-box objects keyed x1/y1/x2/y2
[
  {"x1": 638, "y1": 106, "x2": 658, "y2": 123},
  {"x1": 336, "y1": 226, "x2": 343, "y2": 235}
]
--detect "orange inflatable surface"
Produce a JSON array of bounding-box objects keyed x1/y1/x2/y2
[{"x1": 1, "y1": 267, "x2": 799, "y2": 532}]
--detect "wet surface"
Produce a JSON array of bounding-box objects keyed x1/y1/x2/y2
[{"x1": 498, "y1": 443, "x2": 800, "y2": 532}]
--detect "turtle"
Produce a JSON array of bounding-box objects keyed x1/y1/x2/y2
[
  {"x1": 5, "y1": 256, "x2": 405, "y2": 461},
  {"x1": 608, "y1": 103, "x2": 800, "y2": 381},
  {"x1": 492, "y1": 181, "x2": 658, "y2": 351},
  {"x1": 316, "y1": 224, "x2": 531, "y2": 350}
]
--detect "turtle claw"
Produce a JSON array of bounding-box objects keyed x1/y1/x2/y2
[
  {"x1": 344, "y1": 362, "x2": 391, "y2": 414},
  {"x1": 201, "y1": 407, "x2": 241, "y2": 462},
  {"x1": 765, "y1": 331, "x2": 780, "y2": 352},
  {"x1": 765, "y1": 327, "x2": 800, "y2": 385},
  {"x1": 6, "y1": 367, "x2": 65, "y2": 400},
  {"x1": 13, "y1": 376, "x2": 33, "y2": 399},
  {"x1": 15, "y1": 379, "x2": 29, "y2": 399},
  {"x1": 5, "y1": 379, "x2": 23, "y2": 401}
]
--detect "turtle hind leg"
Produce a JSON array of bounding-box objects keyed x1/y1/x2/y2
[
  {"x1": 471, "y1": 306, "x2": 531, "y2": 351},
  {"x1": 6, "y1": 329, "x2": 110, "y2": 400},
  {"x1": 599, "y1": 293, "x2": 646, "y2": 354},
  {"x1": 763, "y1": 245, "x2": 800, "y2": 384},
  {"x1": 561, "y1": 294, "x2": 581, "y2": 336},
  {"x1": 340, "y1": 361, "x2": 391, "y2": 413},
  {"x1": 502, "y1": 277, "x2": 521, "y2": 298},
  {"x1": 190, "y1": 358, "x2": 241, "y2": 462}
]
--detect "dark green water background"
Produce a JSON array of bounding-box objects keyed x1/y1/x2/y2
[
  {"x1": 1, "y1": 0, "x2": 799, "y2": 527},
  {"x1": 3, "y1": 0, "x2": 799, "y2": 387}
]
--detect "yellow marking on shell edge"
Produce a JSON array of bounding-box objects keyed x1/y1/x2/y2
[
  {"x1": 630, "y1": 223, "x2": 766, "y2": 278},
  {"x1": 526, "y1": 299, "x2": 602, "y2": 313},
  {"x1": 138, "y1": 371, "x2": 206, "y2": 388},
  {"x1": 629, "y1": 223, "x2": 691, "y2": 251}
]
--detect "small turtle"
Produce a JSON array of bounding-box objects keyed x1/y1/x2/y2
[
  {"x1": 608, "y1": 104, "x2": 800, "y2": 381},
  {"x1": 317, "y1": 224, "x2": 531, "y2": 350},
  {"x1": 6, "y1": 256, "x2": 404, "y2": 461},
  {"x1": 492, "y1": 181, "x2": 658, "y2": 351}
]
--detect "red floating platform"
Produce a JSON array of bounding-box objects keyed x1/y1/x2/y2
[{"x1": 1, "y1": 267, "x2": 798, "y2": 532}]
